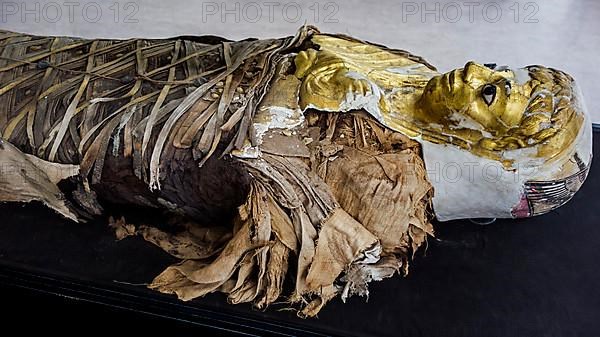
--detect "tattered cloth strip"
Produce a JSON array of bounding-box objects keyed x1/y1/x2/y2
[{"x1": 0, "y1": 27, "x2": 433, "y2": 316}]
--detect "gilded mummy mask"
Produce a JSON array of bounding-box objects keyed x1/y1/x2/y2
[{"x1": 251, "y1": 34, "x2": 592, "y2": 221}]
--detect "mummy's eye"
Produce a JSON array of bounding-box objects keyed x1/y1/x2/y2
[
  {"x1": 505, "y1": 81, "x2": 512, "y2": 96},
  {"x1": 482, "y1": 84, "x2": 497, "y2": 106}
]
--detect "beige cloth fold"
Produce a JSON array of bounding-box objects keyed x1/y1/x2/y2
[
  {"x1": 0, "y1": 139, "x2": 79, "y2": 221},
  {"x1": 324, "y1": 147, "x2": 433, "y2": 254},
  {"x1": 305, "y1": 208, "x2": 379, "y2": 291}
]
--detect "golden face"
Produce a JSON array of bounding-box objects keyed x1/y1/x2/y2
[
  {"x1": 295, "y1": 34, "x2": 586, "y2": 169},
  {"x1": 418, "y1": 62, "x2": 531, "y2": 132}
]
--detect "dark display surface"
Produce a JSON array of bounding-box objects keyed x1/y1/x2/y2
[{"x1": 1, "y1": 129, "x2": 599, "y2": 337}]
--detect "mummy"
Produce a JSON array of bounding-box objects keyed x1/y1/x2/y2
[{"x1": 0, "y1": 26, "x2": 591, "y2": 316}]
